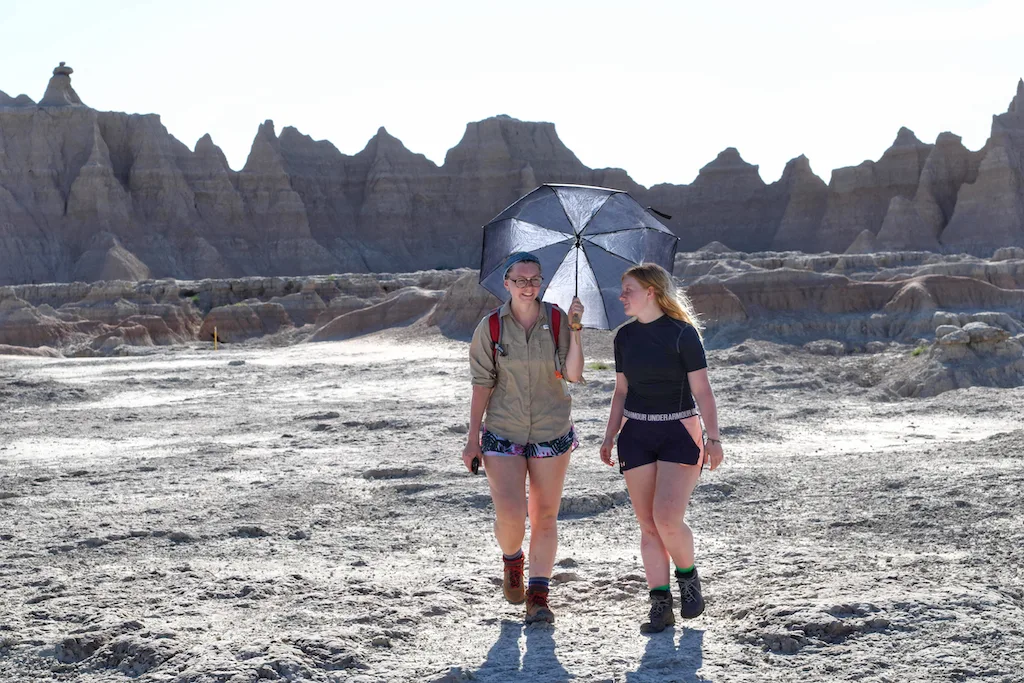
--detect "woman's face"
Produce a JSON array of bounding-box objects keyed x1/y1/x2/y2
[
  {"x1": 504, "y1": 262, "x2": 543, "y2": 303},
  {"x1": 619, "y1": 276, "x2": 650, "y2": 316}
]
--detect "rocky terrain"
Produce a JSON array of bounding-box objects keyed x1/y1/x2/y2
[
  {"x1": 3, "y1": 66, "x2": 1024, "y2": 285},
  {"x1": 2, "y1": 249, "x2": 1022, "y2": 683},
  {"x1": 3, "y1": 63, "x2": 1024, "y2": 683},
  {"x1": 3, "y1": 246, "x2": 1023, "y2": 398},
  {"x1": 1, "y1": 325, "x2": 1022, "y2": 682}
]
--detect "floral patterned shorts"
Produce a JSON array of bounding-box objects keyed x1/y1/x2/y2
[{"x1": 480, "y1": 424, "x2": 578, "y2": 459}]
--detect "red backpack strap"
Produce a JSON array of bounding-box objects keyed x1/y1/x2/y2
[
  {"x1": 488, "y1": 308, "x2": 502, "y2": 365},
  {"x1": 550, "y1": 305, "x2": 561, "y2": 347},
  {"x1": 544, "y1": 302, "x2": 564, "y2": 379}
]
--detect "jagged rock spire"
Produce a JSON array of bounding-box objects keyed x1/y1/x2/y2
[
  {"x1": 1008, "y1": 78, "x2": 1024, "y2": 114},
  {"x1": 39, "y1": 62, "x2": 85, "y2": 107}
]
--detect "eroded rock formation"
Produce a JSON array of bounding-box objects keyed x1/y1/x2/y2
[{"x1": 3, "y1": 66, "x2": 1024, "y2": 287}]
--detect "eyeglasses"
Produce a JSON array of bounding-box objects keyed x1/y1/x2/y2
[{"x1": 508, "y1": 277, "x2": 543, "y2": 289}]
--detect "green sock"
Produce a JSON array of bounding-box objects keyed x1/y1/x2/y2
[
  {"x1": 675, "y1": 565, "x2": 695, "y2": 576},
  {"x1": 650, "y1": 584, "x2": 670, "y2": 592}
]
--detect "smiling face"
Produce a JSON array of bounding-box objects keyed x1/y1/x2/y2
[
  {"x1": 504, "y1": 261, "x2": 543, "y2": 303},
  {"x1": 619, "y1": 275, "x2": 651, "y2": 316}
]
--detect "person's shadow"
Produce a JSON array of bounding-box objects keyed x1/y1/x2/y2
[
  {"x1": 522, "y1": 623, "x2": 571, "y2": 682},
  {"x1": 469, "y1": 619, "x2": 571, "y2": 682},
  {"x1": 625, "y1": 627, "x2": 705, "y2": 683}
]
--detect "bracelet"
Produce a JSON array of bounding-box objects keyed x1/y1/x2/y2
[{"x1": 706, "y1": 438, "x2": 721, "y2": 445}]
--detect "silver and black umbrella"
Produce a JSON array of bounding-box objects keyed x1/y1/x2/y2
[{"x1": 479, "y1": 184, "x2": 679, "y2": 330}]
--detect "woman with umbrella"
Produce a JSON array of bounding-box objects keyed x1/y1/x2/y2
[
  {"x1": 599, "y1": 262, "x2": 724, "y2": 634},
  {"x1": 463, "y1": 251, "x2": 585, "y2": 625}
]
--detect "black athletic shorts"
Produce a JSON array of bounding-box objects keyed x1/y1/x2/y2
[{"x1": 617, "y1": 418, "x2": 703, "y2": 473}]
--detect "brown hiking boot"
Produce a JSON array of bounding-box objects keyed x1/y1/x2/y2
[
  {"x1": 525, "y1": 587, "x2": 554, "y2": 624},
  {"x1": 503, "y1": 555, "x2": 526, "y2": 604}
]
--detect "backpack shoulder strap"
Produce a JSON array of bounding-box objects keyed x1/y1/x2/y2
[
  {"x1": 548, "y1": 304, "x2": 561, "y2": 348},
  {"x1": 488, "y1": 307, "x2": 503, "y2": 365},
  {"x1": 544, "y1": 302, "x2": 564, "y2": 378}
]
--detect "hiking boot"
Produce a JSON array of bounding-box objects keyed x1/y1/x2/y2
[
  {"x1": 677, "y1": 568, "x2": 705, "y2": 619},
  {"x1": 525, "y1": 588, "x2": 555, "y2": 624},
  {"x1": 640, "y1": 590, "x2": 676, "y2": 634},
  {"x1": 503, "y1": 555, "x2": 526, "y2": 604}
]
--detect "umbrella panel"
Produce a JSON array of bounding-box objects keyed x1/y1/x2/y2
[
  {"x1": 481, "y1": 218, "x2": 573, "y2": 280},
  {"x1": 489, "y1": 186, "x2": 575, "y2": 235},
  {"x1": 480, "y1": 240, "x2": 574, "y2": 302},
  {"x1": 585, "y1": 228, "x2": 679, "y2": 271},
  {"x1": 576, "y1": 241, "x2": 639, "y2": 330},
  {"x1": 583, "y1": 192, "x2": 674, "y2": 235},
  {"x1": 552, "y1": 185, "x2": 613, "y2": 233},
  {"x1": 543, "y1": 247, "x2": 610, "y2": 330}
]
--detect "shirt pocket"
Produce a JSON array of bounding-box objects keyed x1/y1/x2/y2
[{"x1": 496, "y1": 339, "x2": 526, "y2": 386}]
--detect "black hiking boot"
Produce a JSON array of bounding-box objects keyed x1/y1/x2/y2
[
  {"x1": 677, "y1": 568, "x2": 705, "y2": 619},
  {"x1": 640, "y1": 589, "x2": 676, "y2": 634}
]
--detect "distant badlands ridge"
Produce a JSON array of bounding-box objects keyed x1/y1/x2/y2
[{"x1": 2, "y1": 63, "x2": 1024, "y2": 285}]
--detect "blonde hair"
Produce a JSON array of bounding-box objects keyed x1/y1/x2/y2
[{"x1": 623, "y1": 263, "x2": 703, "y2": 339}]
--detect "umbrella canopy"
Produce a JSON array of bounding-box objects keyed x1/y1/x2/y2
[{"x1": 479, "y1": 184, "x2": 679, "y2": 330}]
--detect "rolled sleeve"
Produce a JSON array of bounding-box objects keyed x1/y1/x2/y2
[{"x1": 469, "y1": 317, "x2": 497, "y2": 388}]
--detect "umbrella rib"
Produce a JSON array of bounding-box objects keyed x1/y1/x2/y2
[{"x1": 583, "y1": 227, "x2": 659, "y2": 239}]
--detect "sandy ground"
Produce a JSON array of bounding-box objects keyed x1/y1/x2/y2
[{"x1": 1, "y1": 329, "x2": 1023, "y2": 682}]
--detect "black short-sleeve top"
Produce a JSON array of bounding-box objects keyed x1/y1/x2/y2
[{"x1": 613, "y1": 315, "x2": 707, "y2": 414}]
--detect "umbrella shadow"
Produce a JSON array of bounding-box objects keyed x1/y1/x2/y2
[{"x1": 625, "y1": 627, "x2": 705, "y2": 683}]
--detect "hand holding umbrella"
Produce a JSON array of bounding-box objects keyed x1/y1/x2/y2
[{"x1": 568, "y1": 296, "x2": 584, "y2": 331}]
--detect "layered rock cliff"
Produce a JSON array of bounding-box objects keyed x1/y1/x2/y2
[{"x1": 3, "y1": 65, "x2": 1024, "y2": 285}]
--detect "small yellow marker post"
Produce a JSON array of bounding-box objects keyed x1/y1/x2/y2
[{"x1": 214, "y1": 326, "x2": 218, "y2": 351}]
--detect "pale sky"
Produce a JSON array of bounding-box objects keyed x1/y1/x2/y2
[{"x1": 1, "y1": 0, "x2": 1021, "y2": 187}]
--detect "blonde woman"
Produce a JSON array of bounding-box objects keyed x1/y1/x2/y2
[{"x1": 599, "y1": 263, "x2": 723, "y2": 633}]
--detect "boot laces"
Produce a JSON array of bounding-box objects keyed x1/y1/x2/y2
[
  {"x1": 679, "y1": 575, "x2": 699, "y2": 602},
  {"x1": 505, "y1": 559, "x2": 523, "y2": 589}
]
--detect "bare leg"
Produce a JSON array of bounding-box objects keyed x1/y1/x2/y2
[
  {"x1": 623, "y1": 462, "x2": 670, "y2": 588},
  {"x1": 652, "y1": 460, "x2": 702, "y2": 569},
  {"x1": 524, "y1": 449, "x2": 573, "y2": 578},
  {"x1": 483, "y1": 455, "x2": 528, "y2": 556}
]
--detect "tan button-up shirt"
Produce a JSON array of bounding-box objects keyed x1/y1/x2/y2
[{"x1": 469, "y1": 300, "x2": 572, "y2": 445}]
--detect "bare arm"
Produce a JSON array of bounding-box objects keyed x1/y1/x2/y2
[
  {"x1": 599, "y1": 372, "x2": 628, "y2": 466},
  {"x1": 462, "y1": 386, "x2": 492, "y2": 472},
  {"x1": 689, "y1": 368, "x2": 723, "y2": 470},
  {"x1": 561, "y1": 297, "x2": 585, "y2": 383},
  {"x1": 467, "y1": 385, "x2": 492, "y2": 439},
  {"x1": 465, "y1": 321, "x2": 496, "y2": 471},
  {"x1": 563, "y1": 329, "x2": 584, "y2": 382}
]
